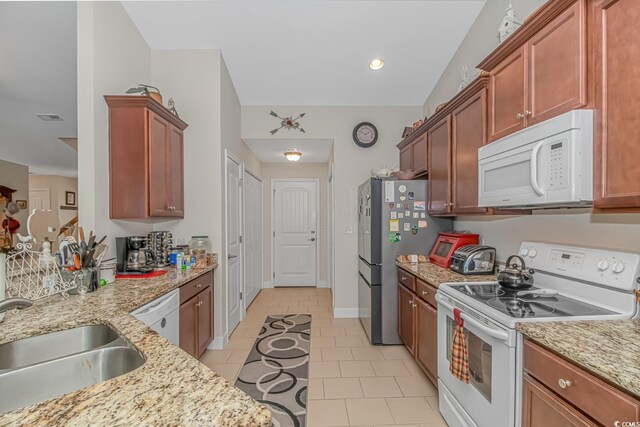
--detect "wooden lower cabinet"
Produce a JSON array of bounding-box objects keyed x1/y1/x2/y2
[
  {"x1": 397, "y1": 269, "x2": 438, "y2": 386},
  {"x1": 398, "y1": 284, "x2": 415, "y2": 355},
  {"x1": 523, "y1": 339, "x2": 640, "y2": 426},
  {"x1": 179, "y1": 276, "x2": 214, "y2": 358},
  {"x1": 414, "y1": 297, "x2": 438, "y2": 384},
  {"x1": 522, "y1": 375, "x2": 596, "y2": 427}
]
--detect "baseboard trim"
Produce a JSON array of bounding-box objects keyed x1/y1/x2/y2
[
  {"x1": 263, "y1": 281, "x2": 273, "y2": 289},
  {"x1": 333, "y1": 308, "x2": 358, "y2": 318},
  {"x1": 207, "y1": 334, "x2": 228, "y2": 350},
  {"x1": 317, "y1": 280, "x2": 328, "y2": 288}
]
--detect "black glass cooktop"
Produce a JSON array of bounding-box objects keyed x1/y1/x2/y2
[{"x1": 448, "y1": 283, "x2": 617, "y2": 318}]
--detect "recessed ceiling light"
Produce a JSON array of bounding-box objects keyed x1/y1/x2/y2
[
  {"x1": 369, "y1": 58, "x2": 385, "y2": 71},
  {"x1": 284, "y1": 149, "x2": 302, "y2": 162},
  {"x1": 36, "y1": 114, "x2": 64, "y2": 121}
]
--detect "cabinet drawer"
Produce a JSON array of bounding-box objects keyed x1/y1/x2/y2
[
  {"x1": 397, "y1": 269, "x2": 415, "y2": 292},
  {"x1": 416, "y1": 278, "x2": 437, "y2": 308},
  {"x1": 180, "y1": 271, "x2": 213, "y2": 304},
  {"x1": 524, "y1": 340, "x2": 640, "y2": 426}
]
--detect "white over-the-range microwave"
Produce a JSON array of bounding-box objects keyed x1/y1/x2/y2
[{"x1": 478, "y1": 110, "x2": 593, "y2": 209}]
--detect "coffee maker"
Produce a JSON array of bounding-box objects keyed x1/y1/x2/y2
[{"x1": 115, "y1": 236, "x2": 156, "y2": 274}]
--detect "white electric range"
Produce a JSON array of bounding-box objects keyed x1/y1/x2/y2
[{"x1": 435, "y1": 241, "x2": 640, "y2": 427}]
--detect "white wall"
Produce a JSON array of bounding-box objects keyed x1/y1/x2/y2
[
  {"x1": 29, "y1": 175, "x2": 78, "y2": 230},
  {"x1": 77, "y1": 1, "x2": 154, "y2": 255},
  {"x1": 242, "y1": 106, "x2": 421, "y2": 315},
  {"x1": 0, "y1": 159, "x2": 29, "y2": 236},
  {"x1": 423, "y1": 0, "x2": 546, "y2": 116},
  {"x1": 261, "y1": 162, "x2": 329, "y2": 284}
]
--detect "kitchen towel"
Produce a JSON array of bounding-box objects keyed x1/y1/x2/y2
[{"x1": 449, "y1": 308, "x2": 470, "y2": 383}]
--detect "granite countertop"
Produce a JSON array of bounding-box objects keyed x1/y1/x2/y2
[
  {"x1": 517, "y1": 320, "x2": 640, "y2": 399},
  {"x1": 0, "y1": 264, "x2": 272, "y2": 426},
  {"x1": 396, "y1": 261, "x2": 497, "y2": 288}
]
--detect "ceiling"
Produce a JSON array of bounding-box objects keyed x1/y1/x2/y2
[
  {"x1": 123, "y1": 0, "x2": 486, "y2": 106},
  {"x1": 0, "y1": 2, "x2": 78, "y2": 177},
  {"x1": 244, "y1": 138, "x2": 333, "y2": 163}
]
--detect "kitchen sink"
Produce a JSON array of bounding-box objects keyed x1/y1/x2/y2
[
  {"x1": 0, "y1": 324, "x2": 121, "y2": 371},
  {"x1": 0, "y1": 325, "x2": 145, "y2": 413}
]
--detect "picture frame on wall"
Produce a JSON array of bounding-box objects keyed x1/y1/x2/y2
[
  {"x1": 65, "y1": 191, "x2": 76, "y2": 206},
  {"x1": 16, "y1": 200, "x2": 27, "y2": 209}
]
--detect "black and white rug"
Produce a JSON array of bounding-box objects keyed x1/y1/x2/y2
[{"x1": 235, "y1": 314, "x2": 311, "y2": 427}]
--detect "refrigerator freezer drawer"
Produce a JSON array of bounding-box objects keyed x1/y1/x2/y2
[
  {"x1": 358, "y1": 257, "x2": 381, "y2": 285},
  {"x1": 358, "y1": 273, "x2": 381, "y2": 344}
]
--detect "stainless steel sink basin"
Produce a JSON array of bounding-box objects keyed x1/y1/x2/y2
[
  {"x1": 0, "y1": 325, "x2": 145, "y2": 413},
  {"x1": 0, "y1": 324, "x2": 121, "y2": 370}
]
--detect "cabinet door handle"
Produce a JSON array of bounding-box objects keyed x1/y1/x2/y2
[
  {"x1": 525, "y1": 110, "x2": 532, "y2": 117},
  {"x1": 196, "y1": 283, "x2": 202, "y2": 288},
  {"x1": 516, "y1": 113, "x2": 525, "y2": 119},
  {"x1": 422, "y1": 290, "x2": 429, "y2": 296}
]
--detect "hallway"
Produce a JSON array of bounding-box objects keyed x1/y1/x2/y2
[{"x1": 200, "y1": 288, "x2": 446, "y2": 427}]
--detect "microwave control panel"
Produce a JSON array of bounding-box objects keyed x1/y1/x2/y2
[{"x1": 547, "y1": 139, "x2": 567, "y2": 190}]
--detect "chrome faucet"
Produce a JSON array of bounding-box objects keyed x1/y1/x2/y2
[{"x1": 0, "y1": 298, "x2": 33, "y2": 314}]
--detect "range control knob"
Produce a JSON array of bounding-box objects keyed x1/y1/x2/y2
[
  {"x1": 612, "y1": 262, "x2": 625, "y2": 274},
  {"x1": 529, "y1": 249, "x2": 538, "y2": 258},
  {"x1": 597, "y1": 259, "x2": 610, "y2": 271},
  {"x1": 520, "y1": 248, "x2": 529, "y2": 257}
]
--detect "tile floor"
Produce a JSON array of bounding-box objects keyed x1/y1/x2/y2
[{"x1": 200, "y1": 287, "x2": 447, "y2": 427}]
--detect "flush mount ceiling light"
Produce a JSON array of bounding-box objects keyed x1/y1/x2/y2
[
  {"x1": 369, "y1": 58, "x2": 385, "y2": 71},
  {"x1": 284, "y1": 149, "x2": 302, "y2": 162},
  {"x1": 36, "y1": 114, "x2": 64, "y2": 122}
]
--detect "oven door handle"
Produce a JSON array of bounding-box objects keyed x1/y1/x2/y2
[{"x1": 436, "y1": 294, "x2": 510, "y2": 343}]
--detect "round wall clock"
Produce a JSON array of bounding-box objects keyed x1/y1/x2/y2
[{"x1": 353, "y1": 122, "x2": 378, "y2": 148}]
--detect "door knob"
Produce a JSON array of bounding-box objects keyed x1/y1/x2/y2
[
  {"x1": 228, "y1": 254, "x2": 238, "y2": 259},
  {"x1": 308, "y1": 238, "x2": 316, "y2": 241}
]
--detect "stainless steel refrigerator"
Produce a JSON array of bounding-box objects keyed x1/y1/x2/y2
[{"x1": 358, "y1": 178, "x2": 453, "y2": 344}]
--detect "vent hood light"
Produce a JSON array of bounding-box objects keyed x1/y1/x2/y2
[
  {"x1": 369, "y1": 58, "x2": 384, "y2": 70},
  {"x1": 284, "y1": 150, "x2": 302, "y2": 162}
]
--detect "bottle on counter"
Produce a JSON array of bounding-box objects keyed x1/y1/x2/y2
[{"x1": 176, "y1": 253, "x2": 183, "y2": 271}]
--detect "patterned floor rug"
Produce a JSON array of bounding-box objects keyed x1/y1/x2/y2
[{"x1": 235, "y1": 314, "x2": 311, "y2": 427}]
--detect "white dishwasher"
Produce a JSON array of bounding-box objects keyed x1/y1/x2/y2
[{"x1": 132, "y1": 289, "x2": 180, "y2": 346}]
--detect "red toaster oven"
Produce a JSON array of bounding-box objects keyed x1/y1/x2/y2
[{"x1": 429, "y1": 231, "x2": 480, "y2": 268}]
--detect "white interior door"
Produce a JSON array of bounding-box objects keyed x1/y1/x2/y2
[
  {"x1": 328, "y1": 165, "x2": 335, "y2": 307},
  {"x1": 273, "y1": 180, "x2": 318, "y2": 287},
  {"x1": 29, "y1": 189, "x2": 51, "y2": 210},
  {"x1": 226, "y1": 153, "x2": 243, "y2": 335},
  {"x1": 243, "y1": 170, "x2": 262, "y2": 308}
]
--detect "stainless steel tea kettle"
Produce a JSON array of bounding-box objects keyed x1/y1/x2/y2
[{"x1": 497, "y1": 255, "x2": 535, "y2": 289}]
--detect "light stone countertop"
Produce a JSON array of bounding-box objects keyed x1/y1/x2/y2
[
  {"x1": 396, "y1": 261, "x2": 497, "y2": 288},
  {"x1": 517, "y1": 320, "x2": 640, "y2": 399},
  {"x1": 0, "y1": 264, "x2": 272, "y2": 426}
]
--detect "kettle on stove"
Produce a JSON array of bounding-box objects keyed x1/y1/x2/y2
[{"x1": 497, "y1": 255, "x2": 535, "y2": 289}]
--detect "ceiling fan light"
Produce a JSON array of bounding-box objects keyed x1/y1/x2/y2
[{"x1": 284, "y1": 150, "x2": 302, "y2": 162}]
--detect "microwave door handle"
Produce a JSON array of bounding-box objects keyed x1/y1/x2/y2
[
  {"x1": 436, "y1": 294, "x2": 509, "y2": 343},
  {"x1": 530, "y1": 141, "x2": 545, "y2": 196}
]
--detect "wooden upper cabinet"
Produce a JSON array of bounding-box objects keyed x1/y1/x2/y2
[
  {"x1": 488, "y1": 46, "x2": 527, "y2": 142},
  {"x1": 105, "y1": 96, "x2": 188, "y2": 220},
  {"x1": 482, "y1": 0, "x2": 588, "y2": 142},
  {"x1": 398, "y1": 284, "x2": 415, "y2": 355},
  {"x1": 452, "y1": 87, "x2": 489, "y2": 214},
  {"x1": 528, "y1": 0, "x2": 586, "y2": 125},
  {"x1": 428, "y1": 116, "x2": 452, "y2": 215},
  {"x1": 411, "y1": 133, "x2": 428, "y2": 176},
  {"x1": 594, "y1": 0, "x2": 640, "y2": 209},
  {"x1": 399, "y1": 145, "x2": 412, "y2": 172}
]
